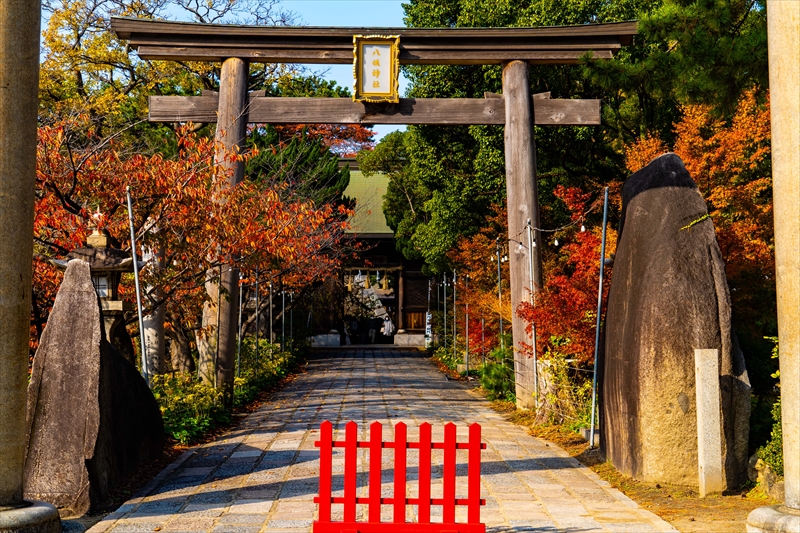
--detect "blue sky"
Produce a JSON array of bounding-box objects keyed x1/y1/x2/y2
[{"x1": 281, "y1": 0, "x2": 409, "y2": 140}]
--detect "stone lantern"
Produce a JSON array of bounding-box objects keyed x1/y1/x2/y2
[{"x1": 52, "y1": 229, "x2": 139, "y2": 363}]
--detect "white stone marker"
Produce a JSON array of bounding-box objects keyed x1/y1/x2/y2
[{"x1": 695, "y1": 348, "x2": 723, "y2": 497}]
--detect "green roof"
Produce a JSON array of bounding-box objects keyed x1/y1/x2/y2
[{"x1": 344, "y1": 170, "x2": 393, "y2": 236}]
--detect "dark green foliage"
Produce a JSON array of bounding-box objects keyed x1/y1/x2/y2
[
  {"x1": 586, "y1": 0, "x2": 768, "y2": 137},
  {"x1": 269, "y1": 74, "x2": 351, "y2": 98},
  {"x1": 380, "y1": 0, "x2": 768, "y2": 273},
  {"x1": 758, "y1": 397, "x2": 783, "y2": 476},
  {"x1": 246, "y1": 127, "x2": 351, "y2": 207},
  {"x1": 367, "y1": 0, "x2": 655, "y2": 273},
  {"x1": 479, "y1": 336, "x2": 515, "y2": 402},
  {"x1": 432, "y1": 345, "x2": 460, "y2": 370},
  {"x1": 480, "y1": 362, "x2": 515, "y2": 403}
]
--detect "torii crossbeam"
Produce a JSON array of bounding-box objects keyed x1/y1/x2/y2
[{"x1": 111, "y1": 18, "x2": 637, "y2": 410}]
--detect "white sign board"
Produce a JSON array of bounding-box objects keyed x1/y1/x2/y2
[{"x1": 353, "y1": 35, "x2": 400, "y2": 103}]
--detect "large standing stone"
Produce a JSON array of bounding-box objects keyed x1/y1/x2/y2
[
  {"x1": 601, "y1": 153, "x2": 751, "y2": 489},
  {"x1": 24, "y1": 260, "x2": 163, "y2": 518}
]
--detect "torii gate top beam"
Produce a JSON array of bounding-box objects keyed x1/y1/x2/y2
[{"x1": 110, "y1": 17, "x2": 637, "y2": 65}]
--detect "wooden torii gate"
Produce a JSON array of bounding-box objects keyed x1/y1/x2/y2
[{"x1": 112, "y1": 18, "x2": 636, "y2": 409}]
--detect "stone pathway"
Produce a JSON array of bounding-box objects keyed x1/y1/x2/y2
[{"x1": 88, "y1": 348, "x2": 677, "y2": 533}]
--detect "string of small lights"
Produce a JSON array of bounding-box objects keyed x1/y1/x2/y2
[{"x1": 500, "y1": 188, "x2": 608, "y2": 252}]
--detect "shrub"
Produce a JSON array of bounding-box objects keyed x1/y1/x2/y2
[
  {"x1": 150, "y1": 373, "x2": 228, "y2": 445},
  {"x1": 432, "y1": 345, "x2": 460, "y2": 370},
  {"x1": 479, "y1": 339, "x2": 515, "y2": 401},
  {"x1": 539, "y1": 338, "x2": 593, "y2": 432},
  {"x1": 758, "y1": 398, "x2": 783, "y2": 476},
  {"x1": 151, "y1": 339, "x2": 299, "y2": 444}
]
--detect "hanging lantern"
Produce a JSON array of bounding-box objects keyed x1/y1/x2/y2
[
  {"x1": 554, "y1": 238, "x2": 559, "y2": 246},
  {"x1": 381, "y1": 272, "x2": 389, "y2": 290}
]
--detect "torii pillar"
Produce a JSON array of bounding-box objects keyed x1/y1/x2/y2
[
  {"x1": 503, "y1": 60, "x2": 541, "y2": 410},
  {"x1": 211, "y1": 57, "x2": 248, "y2": 409},
  {"x1": 0, "y1": 2, "x2": 62, "y2": 532},
  {"x1": 747, "y1": 1, "x2": 800, "y2": 531}
]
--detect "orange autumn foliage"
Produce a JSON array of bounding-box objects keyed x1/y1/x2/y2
[
  {"x1": 447, "y1": 205, "x2": 511, "y2": 353},
  {"x1": 33, "y1": 116, "x2": 355, "y2": 350},
  {"x1": 625, "y1": 89, "x2": 773, "y2": 331}
]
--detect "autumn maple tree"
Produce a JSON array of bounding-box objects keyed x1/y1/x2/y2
[
  {"x1": 33, "y1": 115, "x2": 356, "y2": 366},
  {"x1": 511, "y1": 186, "x2": 615, "y2": 368}
]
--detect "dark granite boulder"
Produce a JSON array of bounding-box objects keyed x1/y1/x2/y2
[
  {"x1": 24, "y1": 260, "x2": 163, "y2": 517},
  {"x1": 601, "y1": 153, "x2": 750, "y2": 489}
]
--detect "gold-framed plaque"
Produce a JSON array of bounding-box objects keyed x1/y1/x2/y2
[{"x1": 352, "y1": 35, "x2": 400, "y2": 103}]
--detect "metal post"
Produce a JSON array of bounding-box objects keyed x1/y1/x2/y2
[
  {"x1": 290, "y1": 291, "x2": 293, "y2": 348},
  {"x1": 453, "y1": 270, "x2": 457, "y2": 361},
  {"x1": 496, "y1": 237, "x2": 504, "y2": 351},
  {"x1": 255, "y1": 268, "x2": 259, "y2": 371},
  {"x1": 465, "y1": 275, "x2": 469, "y2": 377},
  {"x1": 126, "y1": 187, "x2": 149, "y2": 385},
  {"x1": 590, "y1": 187, "x2": 610, "y2": 448},
  {"x1": 214, "y1": 271, "x2": 222, "y2": 388},
  {"x1": 527, "y1": 219, "x2": 539, "y2": 407},
  {"x1": 281, "y1": 288, "x2": 286, "y2": 352},
  {"x1": 482, "y1": 317, "x2": 486, "y2": 367},
  {"x1": 236, "y1": 274, "x2": 243, "y2": 377},
  {"x1": 269, "y1": 280, "x2": 273, "y2": 345},
  {"x1": 443, "y1": 275, "x2": 448, "y2": 349}
]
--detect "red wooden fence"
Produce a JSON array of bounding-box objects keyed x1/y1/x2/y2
[{"x1": 314, "y1": 420, "x2": 486, "y2": 533}]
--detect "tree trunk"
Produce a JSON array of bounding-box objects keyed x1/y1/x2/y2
[
  {"x1": 197, "y1": 269, "x2": 220, "y2": 385},
  {"x1": 143, "y1": 244, "x2": 166, "y2": 374},
  {"x1": 169, "y1": 324, "x2": 195, "y2": 374}
]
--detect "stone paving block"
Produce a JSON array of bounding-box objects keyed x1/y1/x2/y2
[
  {"x1": 189, "y1": 491, "x2": 238, "y2": 504},
  {"x1": 506, "y1": 519, "x2": 558, "y2": 531},
  {"x1": 228, "y1": 500, "x2": 273, "y2": 514},
  {"x1": 209, "y1": 526, "x2": 260, "y2": 533},
  {"x1": 216, "y1": 514, "x2": 266, "y2": 525},
  {"x1": 230, "y1": 450, "x2": 262, "y2": 459},
  {"x1": 179, "y1": 467, "x2": 215, "y2": 477},
  {"x1": 601, "y1": 523, "x2": 659, "y2": 532},
  {"x1": 188, "y1": 455, "x2": 228, "y2": 468},
  {"x1": 265, "y1": 520, "x2": 313, "y2": 529},
  {"x1": 164, "y1": 517, "x2": 217, "y2": 530},
  {"x1": 181, "y1": 504, "x2": 227, "y2": 517},
  {"x1": 214, "y1": 463, "x2": 257, "y2": 477},
  {"x1": 109, "y1": 523, "x2": 164, "y2": 532},
  {"x1": 132, "y1": 501, "x2": 184, "y2": 515}
]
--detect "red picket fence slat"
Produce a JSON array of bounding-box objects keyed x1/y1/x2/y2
[{"x1": 313, "y1": 420, "x2": 486, "y2": 533}]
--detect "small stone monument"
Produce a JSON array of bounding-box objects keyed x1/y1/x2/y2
[
  {"x1": 601, "y1": 153, "x2": 751, "y2": 490},
  {"x1": 24, "y1": 260, "x2": 163, "y2": 517}
]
